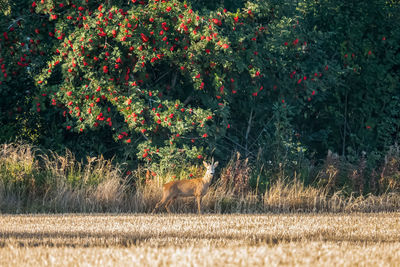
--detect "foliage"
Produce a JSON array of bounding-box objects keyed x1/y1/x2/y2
[
  {"x1": 0, "y1": 0, "x2": 52, "y2": 143},
  {"x1": 295, "y1": 0, "x2": 400, "y2": 159},
  {"x1": 1, "y1": 0, "x2": 400, "y2": 194}
]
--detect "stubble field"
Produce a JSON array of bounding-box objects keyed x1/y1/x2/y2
[{"x1": 0, "y1": 213, "x2": 399, "y2": 266}]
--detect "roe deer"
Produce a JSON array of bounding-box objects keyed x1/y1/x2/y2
[{"x1": 152, "y1": 160, "x2": 219, "y2": 214}]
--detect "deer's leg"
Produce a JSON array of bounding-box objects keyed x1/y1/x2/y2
[
  {"x1": 165, "y1": 200, "x2": 172, "y2": 213},
  {"x1": 152, "y1": 194, "x2": 169, "y2": 214},
  {"x1": 152, "y1": 200, "x2": 163, "y2": 214},
  {"x1": 165, "y1": 196, "x2": 176, "y2": 214},
  {"x1": 196, "y1": 196, "x2": 202, "y2": 214}
]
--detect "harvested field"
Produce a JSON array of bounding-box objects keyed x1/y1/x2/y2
[{"x1": 0, "y1": 213, "x2": 399, "y2": 266}]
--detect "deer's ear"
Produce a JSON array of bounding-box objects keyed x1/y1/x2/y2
[
  {"x1": 214, "y1": 161, "x2": 219, "y2": 167},
  {"x1": 203, "y1": 161, "x2": 208, "y2": 168}
]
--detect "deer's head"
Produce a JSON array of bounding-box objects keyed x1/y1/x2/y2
[{"x1": 203, "y1": 160, "x2": 219, "y2": 176}]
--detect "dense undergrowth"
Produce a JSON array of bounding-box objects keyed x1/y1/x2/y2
[
  {"x1": 1, "y1": 143, "x2": 399, "y2": 213},
  {"x1": 1, "y1": 1, "x2": 400, "y2": 211}
]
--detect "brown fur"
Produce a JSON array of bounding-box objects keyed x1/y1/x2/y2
[{"x1": 152, "y1": 161, "x2": 218, "y2": 214}]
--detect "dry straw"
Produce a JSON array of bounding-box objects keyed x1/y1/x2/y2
[
  {"x1": 0, "y1": 213, "x2": 400, "y2": 266},
  {"x1": 1, "y1": 143, "x2": 400, "y2": 213}
]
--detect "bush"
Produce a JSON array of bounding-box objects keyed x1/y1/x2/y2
[{"x1": 1, "y1": 0, "x2": 400, "y2": 196}]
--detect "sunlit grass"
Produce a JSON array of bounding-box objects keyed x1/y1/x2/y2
[
  {"x1": 2, "y1": 143, "x2": 400, "y2": 214},
  {"x1": 0, "y1": 213, "x2": 399, "y2": 266}
]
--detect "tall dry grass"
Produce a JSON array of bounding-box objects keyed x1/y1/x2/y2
[
  {"x1": 0, "y1": 143, "x2": 126, "y2": 213},
  {"x1": 1, "y1": 143, "x2": 400, "y2": 213}
]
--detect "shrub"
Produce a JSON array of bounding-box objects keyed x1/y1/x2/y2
[{"x1": 1, "y1": 0, "x2": 400, "y2": 196}]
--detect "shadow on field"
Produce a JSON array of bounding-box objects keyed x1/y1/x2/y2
[{"x1": 0, "y1": 229, "x2": 397, "y2": 248}]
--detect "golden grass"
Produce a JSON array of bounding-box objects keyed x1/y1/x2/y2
[
  {"x1": 2, "y1": 143, "x2": 400, "y2": 213},
  {"x1": 0, "y1": 213, "x2": 400, "y2": 266}
]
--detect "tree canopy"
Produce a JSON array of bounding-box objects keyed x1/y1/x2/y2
[{"x1": 1, "y1": 0, "x2": 400, "y2": 184}]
